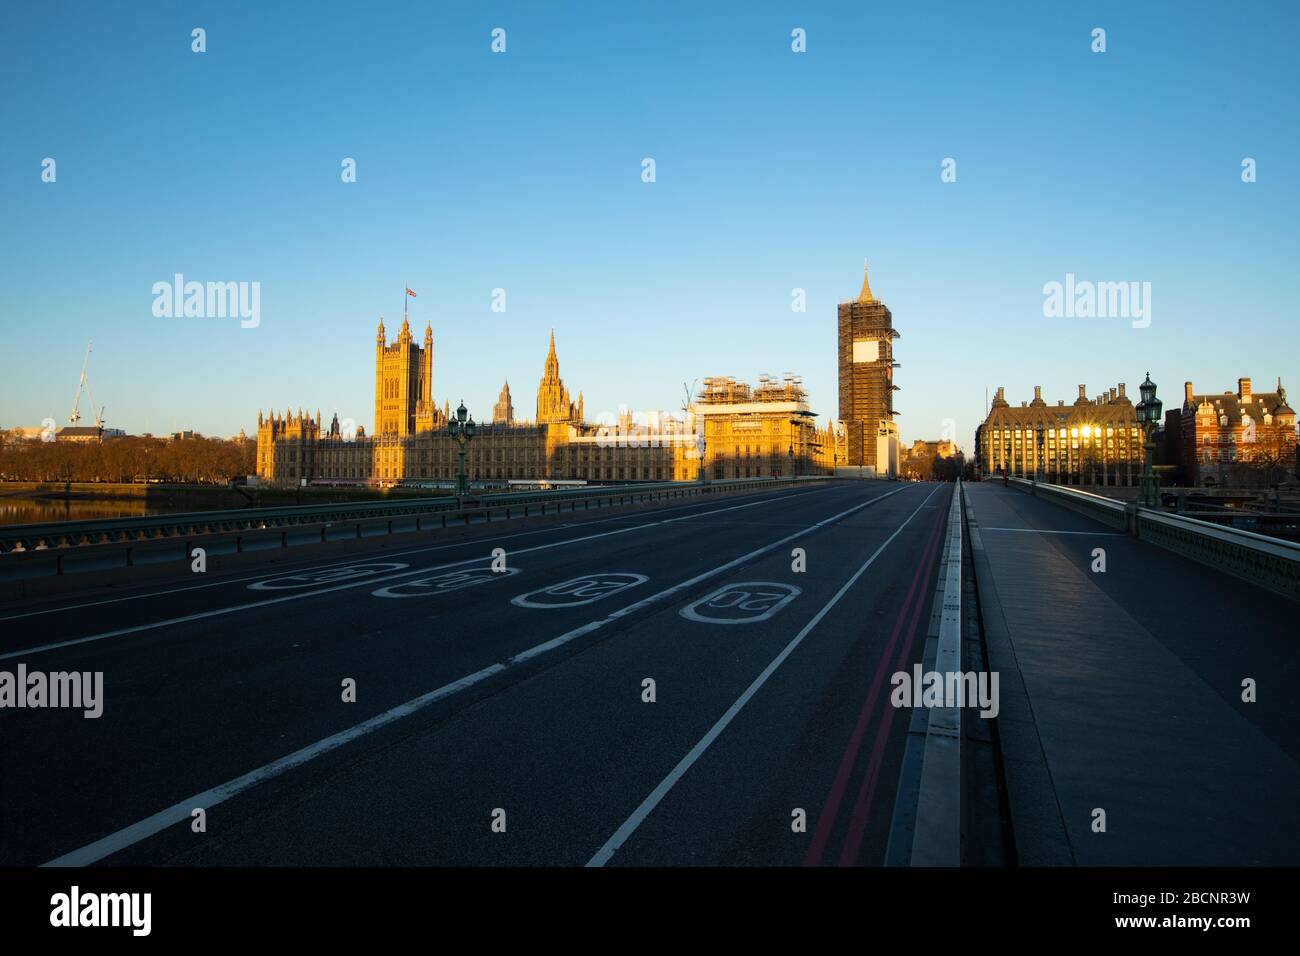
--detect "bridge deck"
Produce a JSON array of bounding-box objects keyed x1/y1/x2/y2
[{"x1": 964, "y1": 481, "x2": 1300, "y2": 865}]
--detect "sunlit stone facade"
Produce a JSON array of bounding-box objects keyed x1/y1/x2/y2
[
  {"x1": 976, "y1": 383, "x2": 1143, "y2": 485},
  {"x1": 256, "y1": 319, "x2": 833, "y2": 488}
]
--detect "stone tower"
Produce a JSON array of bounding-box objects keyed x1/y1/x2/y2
[
  {"x1": 493, "y1": 380, "x2": 515, "y2": 424},
  {"x1": 374, "y1": 315, "x2": 435, "y2": 436},
  {"x1": 837, "y1": 260, "x2": 899, "y2": 471},
  {"x1": 536, "y1": 330, "x2": 577, "y2": 424}
]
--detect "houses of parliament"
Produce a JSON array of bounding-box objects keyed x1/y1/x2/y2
[{"x1": 256, "y1": 311, "x2": 841, "y2": 488}]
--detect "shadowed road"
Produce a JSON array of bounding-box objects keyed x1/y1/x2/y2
[{"x1": 1, "y1": 480, "x2": 953, "y2": 866}]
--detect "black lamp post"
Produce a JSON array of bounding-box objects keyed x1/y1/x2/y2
[
  {"x1": 447, "y1": 400, "x2": 478, "y2": 496},
  {"x1": 1135, "y1": 373, "x2": 1163, "y2": 508},
  {"x1": 1035, "y1": 426, "x2": 1045, "y2": 484}
]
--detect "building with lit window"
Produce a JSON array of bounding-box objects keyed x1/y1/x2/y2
[{"x1": 976, "y1": 383, "x2": 1142, "y2": 485}]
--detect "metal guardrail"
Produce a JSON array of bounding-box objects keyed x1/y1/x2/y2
[
  {"x1": 1008, "y1": 477, "x2": 1300, "y2": 601},
  {"x1": 0, "y1": 480, "x2": 695, "y2": 553},
  {"x1": 0, "y1": 477, "x2": 828, "y2": 577}
]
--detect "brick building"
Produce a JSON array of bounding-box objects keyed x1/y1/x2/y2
[{"x1": 1168, "y1": 377, "x2": 1296, "y2": 487}]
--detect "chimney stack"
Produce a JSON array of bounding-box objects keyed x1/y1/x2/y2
[
  {"x1": 1109, "y1": 387, "x2": 1117, "y2": 402},
  {"x1": 1119, "y1": 383, "x2": 1127, "y2": 399},
  {"x1": 1184, "y1": 381, "x2": 1194, "y2": 405},
  {"x1": 1238, "y1": 377, "x2": 1252, "y2": 402},
  {"x1": 1078, "y1": 384, "x2": 1087, "y2": 399}
]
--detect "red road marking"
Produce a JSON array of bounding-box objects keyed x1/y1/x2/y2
[
  {"x1": 837, "y1": 494, "x2": 949, "y2": 865},
  {"x1": 802, "y1": 487, "x2": 950, "y2": 866}
]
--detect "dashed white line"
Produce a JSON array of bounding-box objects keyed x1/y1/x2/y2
[
  {"x1": 40, "y1": 483, "x2": 914, "y2": 866},
  {"x1": 586, "y1": 483, "x2": 943, "y2": 867},
  {"x1": 1, "y1": 487, "x2": 839, "y2": 661},
  {"x1": 0, "y1": 484, "x2": 838, "y2": 623}
]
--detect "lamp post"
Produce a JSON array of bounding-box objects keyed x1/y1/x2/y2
[
  {"x1": 447, "y1": 400, "x2": 478, "y2": 496},
  {"x1": 1035, "y1": 426, "x2": 1045, "y2": 485},
  {"x1": 698, "y1": 421, "x2": 707, "y2": 484},
  {"x1": 683, "y1": 380, "x2": 706, "y2": 483},
  {"x1": 1135, "y1": 373, "x2": 1163, "y2": 508}
]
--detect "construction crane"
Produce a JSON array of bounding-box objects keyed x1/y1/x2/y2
[{"x1": 69, "y1": 340, "x2": 105, "y2": 428}]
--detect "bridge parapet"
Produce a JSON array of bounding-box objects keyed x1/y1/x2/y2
[
  {"x1": 0, "y1": 477, "x2": 829, "y2": 580},
  {"x1": 1008, "y1": 477, "x2": 1300, "y2": 602}
]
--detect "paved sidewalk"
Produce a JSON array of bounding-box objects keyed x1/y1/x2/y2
[{"x1": 964, "y1": 482, "x2": 1300, "y2": 866}]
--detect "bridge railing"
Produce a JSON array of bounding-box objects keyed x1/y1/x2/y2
[
  {"x1": 1008, "y1": 477, "x2": 1128, "y2": 530},
  {"x1": 0, "y1": 476, "x2": 829, "y2": 579},
  {"x1": 1008, "y1": 477, "x2": 1300, "y2": 601}
]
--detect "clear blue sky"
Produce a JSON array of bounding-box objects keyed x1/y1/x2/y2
[{"x1": 2, "y1": 1, "x2": 1297, "y2": 448}]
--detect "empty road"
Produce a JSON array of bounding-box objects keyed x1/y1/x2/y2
[{"x1": 0, "y1": 480, "x2": 957, "y2": 866}]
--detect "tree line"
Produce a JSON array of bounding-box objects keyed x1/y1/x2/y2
[{"x1": 0, "y1": 434, "x2": 257, "y2": 484}]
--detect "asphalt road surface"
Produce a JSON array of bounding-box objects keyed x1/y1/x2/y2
[{"x1": 0, "y1": 480, "x2": 955, "y2": 866}]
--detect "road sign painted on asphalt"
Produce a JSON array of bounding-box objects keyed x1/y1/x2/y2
[
  {"x1": 679, "y1": 582, "x2": 802, "y2": 624},
  {"x1": 249, "y1": 562, "x2": 410, "y2": 590},
  {"x1": 371, "y1": 566, "x2": 520, "y2": 598},
  {"x1": 511, "y1": 573, "x2": 648, "y2": 609}
]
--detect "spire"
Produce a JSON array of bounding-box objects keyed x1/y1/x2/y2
[
  {"x1": 857, "y1": 258, "x2": 874, "y2": 304},
  {"x1": 542, "y1": 329, "x2": 560, "y2": 380},
  {"x1": 424, "y1": 319, "x2": 432, "y2": 342},
  {"x1": 376, "y1": 316, "x2": 386, "y2": 344}
]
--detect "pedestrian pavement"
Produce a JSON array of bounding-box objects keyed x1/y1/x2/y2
[{"x1": 963, "y1": 481, "x2": 1300, "y2": 865}]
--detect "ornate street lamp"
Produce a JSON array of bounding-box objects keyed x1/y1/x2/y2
[
  {"x1": 1035, "y1": 426, "x2": 1046, "y2": 485},
  {"x1": 447, "y1": 400, "x2": 478, "y2": 496},
  {"x1": 1135, "y1": 373, "x2": 1163, "y2": 508}
]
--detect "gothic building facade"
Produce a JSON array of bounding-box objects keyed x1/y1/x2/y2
[{"x1": 256, "y1": 315, "x2": 835, "y2": 488}]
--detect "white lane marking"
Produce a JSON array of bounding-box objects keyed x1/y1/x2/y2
[
  {"x1": 42, "y1": 663, "x2": 508, "y2": 868},
  {"x1": 0, "y1": 484, "x2": 840, "y2": 622},
  {"x1": 980, "y1": 527, "x2": 1124, "y2": 536},
  {"x1": 249, "y1": 562, "x2": 409, "y2": 590},
  {"x1": 678, "y1": 582, "x2": 802, "y2": 625},
  {"x1": 40, "y1": 484, "x2": 914, "y2": 866},
  {"x1": 372, "y1": 567, "x2": 520, "y2": 598},
  {"x1": 1, "y1": 487, "x2": 844, "y2": 661},
  {"x1": 504, "y1": 486, "x2": 912, "y2": 667},
  {"x1": 511, "y1": 573, "x2": 648, "y2": 609},
  {"x1": 586, "y1": 483, "x2": 944, "y2": 867}
]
